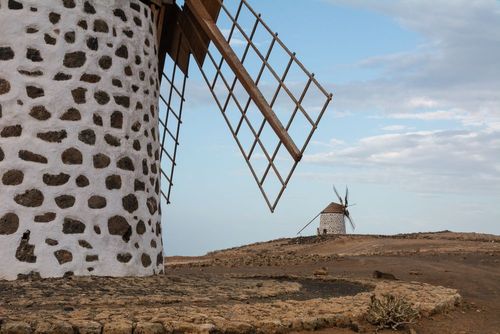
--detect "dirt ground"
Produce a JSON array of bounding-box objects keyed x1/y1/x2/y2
[
  {"x1": 168, "y1": 232, "x2": 500, "y2": 333},
  {"x1": 0, "y1": 231, "x2": 498, "y2": 333}
]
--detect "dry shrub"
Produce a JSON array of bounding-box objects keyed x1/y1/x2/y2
[{"x1": 366, "y1": 294, "x2": 419, "y2": 330}]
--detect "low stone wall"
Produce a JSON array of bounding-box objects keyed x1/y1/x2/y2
[{"x1": 0, "y1": 275, "x2": 461, "y2": 334}]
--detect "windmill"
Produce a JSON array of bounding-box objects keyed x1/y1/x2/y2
[
  {"x1": 297, "y1": 186, "x2": 355, "y2": 236},
  {"x1": 0, "y1": 0, "x2": 331, "y2": 280}
]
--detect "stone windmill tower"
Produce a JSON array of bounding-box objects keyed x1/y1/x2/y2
[
  {"x1": 0, "y1": 0, "x2": 332, "y2": 280},
  {"x1": 318, "y1": 186, "x2": 355, "y2": 235},
  {"x1": 318, "y1": 202, "x2": 347, "y2": 235},
  {"x1": 297, "y1": 186, "x2": 355, "y2": 236}
]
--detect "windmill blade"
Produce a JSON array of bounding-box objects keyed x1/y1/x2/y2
[
  {"x1": 157, "y1": 6, "x2": 190, "y2": 205},
  {"x1": 178, "y1": 0, "x2": 332, "y2": 212},
  {"x1": 333, "y1": 185, "x2": 343, "y2": 205},
  {"x1": 158, "y1": 58, "x2": 188, "y2": 205},
  {"x1": 297, "y1": 212, "x2": 321, "y2": 236},
  {"x1": 345, "y1": 186, "x2": 349, "y2": 207},
  {"x1": 346, "y1": 214, "x2": 356, "y2": 231}
]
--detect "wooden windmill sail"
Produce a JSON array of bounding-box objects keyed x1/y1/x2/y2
[{"x1": 150, "y1": 0, "x2": 333, "y2": 211}]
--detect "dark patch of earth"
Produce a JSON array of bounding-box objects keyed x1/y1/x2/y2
[{"x1": 243, "y1": 277, "x2": 372, "y2": 302}]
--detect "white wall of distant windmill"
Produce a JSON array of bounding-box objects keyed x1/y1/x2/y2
[
  {"x1": 317, "y1": 202, "x2": 346, "y2": 235},
  {"x1": 318, "y1": 213, "x2": 346, "y2": 235}
]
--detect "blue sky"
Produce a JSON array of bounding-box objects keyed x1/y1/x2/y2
[{"x1": 162, "y1": 0, "x2": 500, "y2": 256}]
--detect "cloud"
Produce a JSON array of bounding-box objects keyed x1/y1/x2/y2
[
  {"x1": 390, "y1": 110, "x2": 462, "y2": 121},
  {"x1": 304, "y1": 129, "x2": 500, "y2": 194},
  {"x1": 406, "y1": 97, "x2": 439, "y2": 109},
  {"x1": 220, "y1": 28, "x2": 260, "y2": 48},
  {"x1": 311, "y1": 138, "x2": 345, "y2": 147},
  {"x1": 308, "y1": 1, "x2": 500, "y2": 199},
  {"x1": 177, "y1": 1, "x2": 500, "y2": 200},
  {"x1": 323, "y1": 0, "x2": 500, "y2": 127},
  {"x1": 381, "y1": 125, "x2": 409, "y2": 132}
]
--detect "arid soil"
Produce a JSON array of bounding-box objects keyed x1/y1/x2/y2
[
  {"x1": 169, "y1": 232, "x2": 500, "y2": 333},
  {"x1": 0, "y1": 231, "x2": 498, "y2": 333}
]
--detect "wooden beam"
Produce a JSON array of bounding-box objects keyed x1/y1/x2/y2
[
  {"x1": 185, "y1": 0, "x2": 302, "y2": 162},
  {"x1": 181, "y1": 0, "x2": 222, "y2": 68}
]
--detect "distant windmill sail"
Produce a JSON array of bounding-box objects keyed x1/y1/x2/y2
[
  {"x1": 297, "y1": 212, "x2": 321, "y2": 236},
  {"x1": 156, "y1": 0, "x2": 333, "y2": 211}
]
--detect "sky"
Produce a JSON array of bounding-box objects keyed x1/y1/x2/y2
[{"x1": 161, "y1": 0, "x2": 500, "y2": 256}]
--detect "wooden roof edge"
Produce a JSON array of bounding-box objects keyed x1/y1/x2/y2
[{"x1": 321, "y1": 202, "x2": 345, "y2": 214}]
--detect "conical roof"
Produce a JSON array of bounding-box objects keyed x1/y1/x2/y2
[{"x1": 321, "y1": 202, "x2": 345, "y2": 214}]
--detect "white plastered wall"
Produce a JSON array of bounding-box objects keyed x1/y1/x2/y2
[
  {"x1": 0, "y1": 0, "x2": 163, "y2": 280},
  {"x1": 318, "y1": 213, "x2": 346, "y2": 235}
]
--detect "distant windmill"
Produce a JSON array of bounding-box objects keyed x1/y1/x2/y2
[{"x1": 297, "y1": 186, "x2": 355, "y2": 236}]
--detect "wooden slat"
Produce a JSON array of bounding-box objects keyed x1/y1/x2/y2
[
  {"x1": 181, "y1": 0, "x2": 222, "y2": 68},
  {"x1": 161, "y1": 4, "x2": 191, "y2": 74},
  {"x1": 155, "y1": 0, "x2": 222, "y2": 76}
]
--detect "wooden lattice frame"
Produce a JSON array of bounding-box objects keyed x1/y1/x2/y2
[{"x1": 157, "y1": 0, "x2": 332, "y2": 211}]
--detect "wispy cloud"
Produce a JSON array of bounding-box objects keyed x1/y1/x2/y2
[
  {"x1": 305, "y1": 129, "x2": 500, "y2": 194},
  {"x1": 390, "y1": 110, "x2": 462, "y2": 121},
  {"x1": 311, "y1": 138, "x2": 345, "y2": 148},
  {"x1": 304, "y1": 0, "x2": 500, "y2": 198},
  {"x1": 381, "y1": 125, "x2": 410, "y2": 132},
  {"x1": 323, "y1": 0, "x2": 500, "y2": 128}
]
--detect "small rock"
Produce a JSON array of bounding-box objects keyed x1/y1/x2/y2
[
  {"x1": 102, "y1": 322, "x2": 133, "y2": 334},
  {"x1": 34, "y1": 321, "x2": 73, "y2": 334},
  {"x1": 14, "y1": 189, "x2": 44, "y2": 207},
  {"x1": 2, "y1": 169, "x2": 24, "y2": 185},
  {"x1": 54, "y1": 249, "x2": 73, "y2": 264},
  {"x1": 34, "y1": 212, "x2": 56, "y2": 223},
  {"x1": 0, "y1": 213, "x2": 19, "y2": 234},
  {"x1": 26, "y1": 85, "x2": 44, "y2": 98},
  {"x1": 63, "y1": 218, "x2": 85, "y2": 234},
  {"x1": 17, "y1": 271, "x2": 41, "y2": 280},
  {"x1": 409, "y1": 271, "x2": 423, "y2": 276},
  {"x1": 72, "y1": 321, "x2": 102, "y2": 334},
  {"x1": 60, "y1": 108, "x2": 80, "y2": 121},
  {"x1": 19, "y1": 150, "x2": 48, "y2": 164},
  {"x1": 195, "y1": 324, "x2": 216, "y2": 334},
  {"x1": 134, "y1": 322, "x2": 166, "y2": 334},
  {"x1": 62, "y1": 148, "x2": 83, "y2": 164},
  {"x1": 349, "y1": 321, "x2": 366, "y2": 333},
  {"x1": 37, "y1": 130, "x2": 67, "y2": 143},
  {"x1": 30, "y1": 105, "x2": 51, "y2": 120},
  {"x1": 63, "y1": 51, "x2": 86, "y2": 68},
  {"x1": 0, "y1": 77, "x2": 11, "y2": 95},
  {"x1": 373, "y1": 270, "x2": 398, "y2": 280},
  {"x1": 313, "y1": 267, "x2": 328, "y2": 276}
]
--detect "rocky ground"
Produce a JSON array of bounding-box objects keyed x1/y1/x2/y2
[{"x1": 0, "y1": 231, "x2": 499, "y2": 333}]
